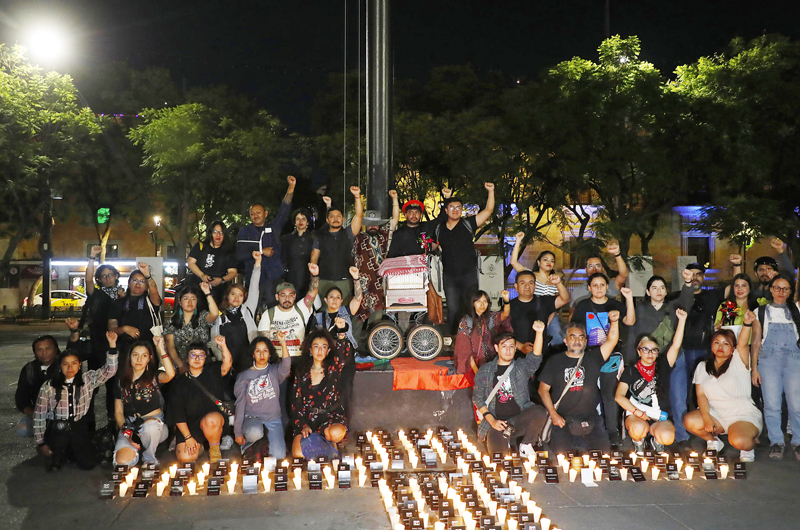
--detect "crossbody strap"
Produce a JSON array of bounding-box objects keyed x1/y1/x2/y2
[
  {"x1": 485, "y1": 361, "x2": 515, "y2": 408},
  {"x1": 552, "y1": 352, "x2": 585, "y2": 410},
  {"x1": 188, "y1": 373, "x2": 223, "y2": 408}
]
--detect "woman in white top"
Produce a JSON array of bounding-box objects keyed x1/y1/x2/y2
[
  {"x1": 509, "y1": 232, "x2": 563, "y2": 297},
  {"x1": 683, "y1": 310, "x2": 761, "y2": 462}
]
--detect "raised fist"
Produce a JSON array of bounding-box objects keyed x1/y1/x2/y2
[
  {"x1": 350, "y1": 186, "x2": 361, "y2": 197},
  {"x1": 441, "y1": 187, "x2": 452, "y2": 199},
  {"x1": 743, "y1": 310, "x2": 756, "y2": 325},
  {"x1": 214, "y1": 335, "x2": 227, "y2": 347},
  {"x1": 515, "y1": 232, "x2": 525, "y2": 243},
  {"x1": 608, "y1": 310, "x2": 620, "y2": 323},
  {"x1": 308, "y1": 263, "x2": 319, "y2": 276},
  {"x1": 287, "y1": 175, "x2": 296, "y2": 189},
  {"x1": 501, "y1": 290, "x2": 510, "y2": 302},
  {"x1": 388, "y1": 189, "x2": 398, "y2": 200},
  {"x1": 532, "y1": 320, "x2": 545, "y2": 333},
  {"x1": 682, "y1": 268, "x2": 694, "y2": 284},
  {"x1": 605, "y1": 242, "x2": 620, "y2": 257},
  {"x1": 676, "y1": 308, "x2": 687, "y2": 321},
  {"x1": 349, "y1": 266, "x2": 359, "y2": 280},
  {"x1": 620, "y1": 287, "x2": 633, "y2": 299},
  {"x1": 484, "y1": 183, "x2": 495, "y2": 192}
]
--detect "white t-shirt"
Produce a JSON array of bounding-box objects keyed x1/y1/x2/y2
[
  {"x1": 257, "y1": 303, "x2": 312, "y2": 357},
  {"x1": 692, "y1": 350, "x2": 761, "y2": 431}
]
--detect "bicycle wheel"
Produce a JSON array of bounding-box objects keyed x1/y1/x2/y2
[
  {"x1": 368, "y1": 322, "x2": 404, "y2": 360},
  {"x1": 406, "y1": 324, "x2": 443, "y2": 361}
]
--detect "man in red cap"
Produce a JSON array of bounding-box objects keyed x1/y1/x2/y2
[{"x1": 387, "y1": 194, "x2": 448, "y2": 258}]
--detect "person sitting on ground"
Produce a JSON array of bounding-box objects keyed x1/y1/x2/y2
[
  {"x1": 538, "y1": 312, "x2": 621, "y2": 454},
  {"x1": 33, "y1": 332, "x2": 119, "y2": 471},
  {"x1": 169, "y1": 337, "x2": 233, "y2": 463},
  {"x1": 113, "y1": 336, "x2": 175, "y2": 467},
  {"x1": 291, "y1": 327, "x2": 354, "y2": 458},
  {"x1": 454, "y1": 289, "x2": 512, "y2": 375},
  {"x1": 212, "y1": 251, "x2": 263, "y2": 375},
  {"x1": 15, "y1": 327, "x2": 74, "y2": 437},
  {"x1": 616, "y1": 309, "x2": 688, "y2": 454},
  {"x1": 164, "y1": 282, "x2": 219, "y2": 373},
  {"x1": 683, "y1": 311, "x2": 762, "y2": 462},
  {"x1": 188, "y1": 220, "x2": 238, "y2": 305},
  {"x1": 473, "y1": 329, "x2": 549, "y2": 456},
  {"x1": 568, "y1": 242, "x2": 630, "y2": 308},
  {"x1": 508, "y1": 270, "x2": 569, "y2": 356},
  {"x1": 233, "y1": 334, "x2": 291, "y2": 460},
  {"x1": 750, "y1": 274, "x2": 800, "y2": 460}
]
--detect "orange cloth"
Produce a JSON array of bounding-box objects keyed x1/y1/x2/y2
[{"x1": 391, "y1": 357, "x2": 473, "y2": 391}]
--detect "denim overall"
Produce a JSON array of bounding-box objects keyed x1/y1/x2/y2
[{"x1": 759, "y1": 317, "x2": 800, "y2": 447}]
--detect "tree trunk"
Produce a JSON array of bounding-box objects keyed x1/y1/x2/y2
[
  {"x1": 178, "y1": 184, "x2": 189, "y2": 280},
  {"x1": 0, "y1": 221, "x2": 30, "y2": 284},
  {"x1": 28, "y1": 277, "x2": 43, "y2": 309}
]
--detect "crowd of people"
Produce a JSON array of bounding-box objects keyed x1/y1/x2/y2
[{"x1": 14, "y1": 175, "x2": 799, "y2": 472}]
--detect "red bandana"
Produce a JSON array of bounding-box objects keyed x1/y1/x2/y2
[{"x1": 636, "y1": 361, "x2": 656, "y2": 382}]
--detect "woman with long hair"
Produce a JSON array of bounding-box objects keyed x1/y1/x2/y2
[
  {"x1": 684, "y1": 312, "x2": 762, "y2": 462},
  {"x1": 33, "y1": 332, "x2": 119, "y2": 470},
  {"x1": 108, "y1": 263, "x2": 162, "y2": 355},
  {"x1": 113, "y1": 336, "x2": 175, "y2": 466},
  {"x1": 188, "y1": 220, "x2": 238, "y2": 305},
  {"x1": 509, "y1": 233, "x2": 564, "y2": 296},
  {"x1": 751, "y1": 274, "x2": 800, "y2": 460},
  {"x1": 290, "y1": 327, "x2": 353, "y2": 458},
  {"x1": 714, "y1": 273, "x2": 767, "y2": 331},
  {"x1": 164, "y1": 282, "x2": 219, "y2": 373},
  {"x1": 233, "y1": 334, "x2": 290, "y2": 459},
  {"x1": 616, "y1": 309, "x2": 687, "y2": 454},
  {"x1": 453, "y1": 289, "x2": 511, "y2": 375}
]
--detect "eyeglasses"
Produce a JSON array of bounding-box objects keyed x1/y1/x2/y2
[
  {"x1": 100, "y1": 273, "x2": 116, "y2": 279},
  {"x1": 181, "y1": 296, "x2": 197, "y2": 302},
  {"x1": 130, "y1": 278, "x2": 147, "y2": 285},
  {"x1": 212, "y1": 230, "x2": 223, "y2": 235},
  {"x1": 447, "y1": 205, "x2": 462, "y2": 211},
  {"x1": 771, "y1": 286, "x2": 791, "y2": 293},
  {"x1": 638, "y1": 347, "x2": 660, "y2": 355},
  {"x1": 188, "y1": 352, "x2": 206, "y2": 360}
]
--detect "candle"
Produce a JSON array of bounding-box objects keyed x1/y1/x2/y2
[
  {"x1": 483, "y1": 455, "x2": 491, "y2": 466},
  {"x1": 594, "y1": 467, "x2": 603, "y2": 481},
  {"x1": 582, "y1": 454, "x2": 590, "y2": 466},
  {"x1": 488, "y1": 500, "x2": 498, "y2": 516},
  {"x1": 556, "y1": 453, "x2": 565, "y2": 466},
  {"x1": 293, "y1": 468, "x2": 301, "y2": 480},
  {"x1": 630, "y1": 452, "x2": 638, "y2": 465},
  {"x1": 202, "y1": 462, "x2": 210, "y2": 476},
  {"x1": 156, "y1": 481, "x2": 166, "y2": 496},
  {"x1": 125, "y1": 473, "x2": 135, "y2": 488},
  {"x1": 533, "y1": 505, "x2": 543, "y2": 522},
  {"x1": 197, "y1": 471, "x2": 206, "y2": 485},
  {"x1": 227, "y1": 479, "x2": 236, "y2": 494},
  {"x1": 434, "y1": 522, "x2": 446, "y2": 530},
  {"x1": 561, "y1": 460, "x2": 569, "y2": 474},
  {"x1": 161, "y1": 472, "x2": 170, "y2": 485},
  {"x1": 499, "y1": 470, "x2": 508, "y2": 484},
  {"x1": 620, "y1": 467, "x2": 628, "y2": 481},
  {"x1": 651, "y1": 467, "x2": 660, "y2": 480},
  {"x1": 521, "y1": 490, "x2": 530, "y2": 504},
  {"x1": 389, "y1": 512, "x2": 400, "y2": 528},
  {"x1": 130, "y1": 467, "x2": 139, "y2": 480},
  {"x1": 394, "y1": 524, "x2": 404, "y2": 530},
  {"x1": 641, "y1": 460, "x2": 649, "y2": 473},
  {"x1": 169, "y1": 464, "x2": 178, "y2": 478},
  {"x1": 229, "y1": 471, "x2": 238, "y2": 484},
  {"x1": 675, "y1": 459, "x2": 684, "y2": 472},
  {"x1": 569, "y1": 468, "x2": 578, "y2": 482},
  {"x1": 187, "y1": 480, "x2": 197, "y2": 495},
  {"x1": 119, "y1": 483, "x2": 129, "y2": 497},
  {"x1": 497, "y1": 508, "x2": 507, "y2": 525},
  {"x1": 541, "y1": 517, "x2": 551, "y2": 530},
  {"x1": 528, "y1": 469, "x2": 538, "y2": 483},
  {"x1": 720, "y1": 464, "x2": 729, "y2": 479},
  {"x1": 508, "y1": 519, "x2": 518, "y2": 530},
  {"x1": 359, "y1": 473, "x2": 368, "y2": 487},
  {"x1": 281, "y1": 459, "x2": 290, "y2": 468},
  {"x1": 262, "y1": 474, "x2": 271, "y2": 492},
  {"x1": 588, "y1": 460, "x2": 597, "y2": 471},
  {"x1": 326, "y1": 474, "x2": 335, "y2": 489},
  {"x1": 366, "y1": 431, "x2": 373, "y2": 442},
  {"x1": 292, "y1": 475, "x2": 302, "y2": 490},
  {"x1": 513, "y1": 484, "x2": 523, "y2": 501},
  {"x1": 420, "y1": 512, "x2": 429, "y2": 528}
]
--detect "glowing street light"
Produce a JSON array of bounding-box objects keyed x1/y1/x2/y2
[
  {"x1": 153, "y1": 215, "x2": 162, "y2": 227},
  {"x1": 23, "y1": 22, "x2": 71, "y2": 65}
]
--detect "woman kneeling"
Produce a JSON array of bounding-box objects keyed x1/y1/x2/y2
[
  {"x1": 234, "y1": 334, "x2": 291, "y2": 460},
  {"x1": 291, "y1": 326, "x2": 353, "y2": 458},
  {"x1": 616, "y1": 309, "x2": 687, "y2": 454},
  {"x1": 114, "y1": 337, "x2": 175, "y2": 466},
  {"x1": 683, "y1": 311, "x2": 762, "y2": 462}
]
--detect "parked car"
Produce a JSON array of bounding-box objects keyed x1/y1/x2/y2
[
  {"x1": 24, "y1": 290, "x2": 87, "y2": 310},
  {"x1": 163, "y1": 288, "x2": 175, "y2": 309}
]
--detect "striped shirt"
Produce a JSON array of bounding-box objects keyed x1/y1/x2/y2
[
  {"x1": 534, "y1": 280, "x2": 559, "y2": 297},
  {"x1": 33, "y1": 350, "x2": 118, "y2": 445}
]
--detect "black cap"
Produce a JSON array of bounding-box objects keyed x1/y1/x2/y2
[
  {"x1": 754, "y1": 256, "x2": 779, "y2": 271},
  {"x1": 685, "y1": 262, "x2": 706, "y2": 273}
]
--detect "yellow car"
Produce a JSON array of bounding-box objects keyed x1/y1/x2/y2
[{"x1": 25, "y1": 290, "x2": 87, "y2": 310}]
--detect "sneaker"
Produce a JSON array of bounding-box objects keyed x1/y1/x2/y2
[
  {"x1": 707, "y1": 438, "x2": 725, "y2": 453},
  {"x1": 220, "y1": 435, "x2": 234, "y2": 451},
  {"x1": 769, "y1": 444, "x2": 785, "y2": 460},
  {"x1": 633, "y1": 439, "x2": 646, "y2": 455},
  {"x1": 651, "y1": 438, "x2": 666, "y2": 453},
  {"x1": 793, "y1": 445, "x2": 800, "y2": 461},
  {"x1": 209, "y1": 444, "x2": 222, "y2": 463},
  {"x1": 609, "y1": 433, "x2": 623, "y2": 449},
  {"x1": 519, "y1": 443, "x2": 535, "y2": 459},
  {"x1": 739, "y1": 449, "x2": 755, "y2": 462}
]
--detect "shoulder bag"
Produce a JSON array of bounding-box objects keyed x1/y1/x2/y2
[{"x1": 539, "y1": 352, "x2": 585, "y2": 444}]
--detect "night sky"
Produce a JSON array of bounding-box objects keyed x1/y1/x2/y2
[{"x1": 2, "y1": 0, "x2": 798, "y2": 132}]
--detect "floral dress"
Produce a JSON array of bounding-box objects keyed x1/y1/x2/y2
[
  {"x1": 163, "y1": 310, "x2": 211, "y2": 361},
  {"x1": 291, "y1": 337, "x2": 352, "y2": 437}
]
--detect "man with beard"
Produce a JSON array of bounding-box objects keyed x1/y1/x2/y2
[
  {"x1": 752, "y1": 238, "x2": 794, "y2": 300},
  {"x1": 509, "y1": 270, "x2": 570, "y2": 357},
  {"x1": 237, "y1": 176, "x2": 296, "y2": 307},
  {"x1": 310, "y1": 186, "x2": 364, "y2": 305},
  {"x1": 352, "y1": 191, "x2": 400, "y2": 330},
  {"x1": 386, "y1": 188, "x2": 450, "y2": 258}
]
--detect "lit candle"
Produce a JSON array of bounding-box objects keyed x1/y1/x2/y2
[
  {"x1": 561, "y1": 460, "x2": 569, "y2": 474},
  {"x1": 125, "y1": 473, "x2": 135, "y2": 488},
  {"x1": 499, "y1": 470, "x2": 508, "y2": 484},
  {"x1": 594, "y1": 467, "x2": 603, "y2": 481},
  {"x1": 119, "y1": 483, "x2": 129, "y2": 497},
  {"x1": 197, "y1": 471, "x2": 206, "y2": 485},
  {"x1": 582, "y1": 454, "x2": 590, "y2": 466},
  {"x1": 569, "y1": 468, "x2": 578, "y2": 482},
  {"x1": 169, "y1": 464, "x2": 178, "y2": 478},
  {"x1": 620, "y1": 467, "x2": 628, "y2": 481},
  {"x1": 420, "y1": 511, "x2": 429, "y2": 528},
  {"x1": 541, "y1": 517, "x2": 551, "y2": 530},
  {"x1": 488, "y1": 500, "x2": 497, "y2": 516},
  {"x1": 156, "y1": 481, "x2": 166, "y2": 496},
  {"x1": 641, "y1": 460, "x2": 649, "y2": 473},
  {"x1": 359, "y1": 473, "x2": 368, "y2": 487},
  {"x1": 292, "y1": 475, "x2": 302, "y2": 490},
  {"x1": 532, "y1": 505, "x2": 543, "y2": 522},
  {"x1": 187, "y1": 480, "x2": 197, "y2": 495},
  {"x1": 326, "y1": 474, "x2": 335, "y2": 489},
  {"x1": 227, "y1": 479, "x2": 236, "y2": 494},
  {"x1": 508, "y1": 519, "x2": 518, "y2": 530},
  {"x1": 202, "y1": 462, "x2": 210, "y2": 476},
  {"x1": 262, "y1": 473, "x2": 271, "y2": 492},
  {"x1": 513, "y1": 484, "x2": 523, "y2": 501},
  {"x1": 556, "y1": 453, "x2": 565, "y2": 466},
  {"x1": 651, "y1": 467, "x2": 660, "y2": 480},
  {"x1": 528, "y1": 469, "x2": 538, "y2": 483},
  {"x1": 161, "y1": 472, "x2": 170, "y2": 485},
  {"x1": 282, "y1": 459, "x2": 290, "y2": 468},
  {"x1": 483, "y1": 455, "x2": 491, "y2": 467},
  {"x1": 521, "y1": 490, "x2": 530, "y2": 504},
  {"x1": 293, "y1": 468, "x2": 301, "y2": 480},
  {"x1": 497, "y1": 507, "x2": 507, "y2": 525},
  {"x1": 389, "y1": 511, "x2": 400, "y2": 528},
  {"x1": 130, "y1": 467, "x2": 139, "y2": 480},
  {"x1": 366, "y1": 431, "x2": 373, "y2": 442},
  {"x1": 720, "y1": 464, "x2": 729, "y2": 479},
  {"x1": 229, "y1": 471, "x2": 238, "y2": 484},
  {"x1": 434, "y1": 522, "x2": 446, "y2": 530},
  {"x1": 394, "y1": 524, "x2": 404, "y2": 530},
  {"x1": 588, "y1": 460, "x2": 597, "y2": 471},
  {"x1": 630, "y1": 452, "x2": 638, "y2": 465},
  {"x1": 675, "y1": 459, "x2": 684, "y2": 472}
]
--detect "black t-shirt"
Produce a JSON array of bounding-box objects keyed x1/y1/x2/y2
[
  {"x1": 114, "y1": 376, "x2": 162, "y2": 418},
  {"x1": 189, "y1": 243, "x2": 237, "y2": 279},
  {"x1": 539, "y1": 347, "x2": 604, "y2": 419},
  {"x1": 436, "y1": 216, "x2": 479, "y2": 277},
  {"x1": 619, "y1": 359, "x2": 672, "y2": 416},
  {"x1": 169, "y1": 362, "x2": 226, "y2": 426},
  {"x1": 281, "y1": 231, "x2": 315, "y2": 289},
  {"x1": 87, "y1": 289, "x2": 115, "y2": 354},
  {"x1": 509, "y1": 296, "x2": 557, "y2": 345},
  {"x1": 493, "y1": 364, "x2": 522, "y2": 420},
  {"x1": 681, "y1": 287, "x2": 726, "y2": 349},
  {"x1": 314, "y1": 226, "x2": 355, "y2": 280},
  {"x1": 219, "y1": 312, "x2": 250, "y2": 373},
  {"x1": 109, "y1": 295, "x2": 160, "y2": 350},
  {"x1": 387, "y1": 224, "x2": 426, "y2": 258},
  {"x1": 571, "y1": 298, "x2": 626, "y2": 348}
]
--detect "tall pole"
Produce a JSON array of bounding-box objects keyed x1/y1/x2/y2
[
  {"x1": 604, "y1": 0, "x2": 610, "y2": 38},
  {"x1": 41, "y1": 192, "x2": 52, "y2": 319},
  {"x1": 368, "y1": 0, "x2": 392, "y2": 219}
]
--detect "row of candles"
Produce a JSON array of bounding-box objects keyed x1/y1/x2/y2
[{"x1": 552, "y1": 452, "x2": 730, "y2": 482}]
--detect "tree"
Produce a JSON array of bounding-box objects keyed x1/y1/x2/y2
[{"x1": 0, "y1": 45, "x2": 100, "y2": 282}]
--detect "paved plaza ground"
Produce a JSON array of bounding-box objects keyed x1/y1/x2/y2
[{"x1": 2, "y1": 322, "x2": 800, "y2": 529}]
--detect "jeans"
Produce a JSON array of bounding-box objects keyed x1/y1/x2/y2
[
  {"x1": 16, "y1": 414, "x2": 34, "y2": 437},
  {"x1": 759, "y1": 322, "x2": 800, "y2": 446},
  {"x1": 485, "y1": 405, "x2": 549, "y2": 455},
  {"x1": 443, "y1": 271, "x2": 479, "y2": 335},
  {"x1": 599, "y1": 354, "x2": 623, "y2": 441},
  {"x1": 242, "y1": 417, "x2": 287, "y2": 460},
  {"x1": 670, "y1": 348, "x2": 707, "y2": 442},
  {"x1": 114, "y1": 414, "x2": 168, "y2": 466},
  {"x1": 548, "y1": 413, "x2": 610, "y2": 454}
]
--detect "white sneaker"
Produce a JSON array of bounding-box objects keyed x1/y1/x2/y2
[
  {"x1": 707, "y1": 438, "x2": 725, "y2": 453},
  {"x1": 739, "y1": 449, "x2": 755, "y2": 462},
  {"x1": 519, "y1": 443, "x2": 535, "y2": 459},
  {"x1": 220, "y1": 435, "x2": 234, "y2": 451}
]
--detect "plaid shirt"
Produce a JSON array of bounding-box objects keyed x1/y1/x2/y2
[
  {"x1": 33, "y1": 350, "x2": 118, "y2": 445},
  {"x1": 472, "y1": 352, "x2": 542, "y2": 441}
]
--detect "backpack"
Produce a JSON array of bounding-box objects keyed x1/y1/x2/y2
[
  {"x1": 266, "y1": 303, "x2": 307, "y2": 338},
  {"x1": 434, "y1": 218, "x2": 481, "y2": 271}
]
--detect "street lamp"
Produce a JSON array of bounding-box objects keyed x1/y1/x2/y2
[{"x1": 23, "y1": 22, "x2": 71, "y2": 66}]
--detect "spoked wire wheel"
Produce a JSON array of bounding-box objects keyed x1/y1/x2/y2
[
  {"x1": 406, "y1": 324, "x2": 443, "y2": 361},
  {"x1": 368, "y1": 322, "x2": 404, "y2": 360}
]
